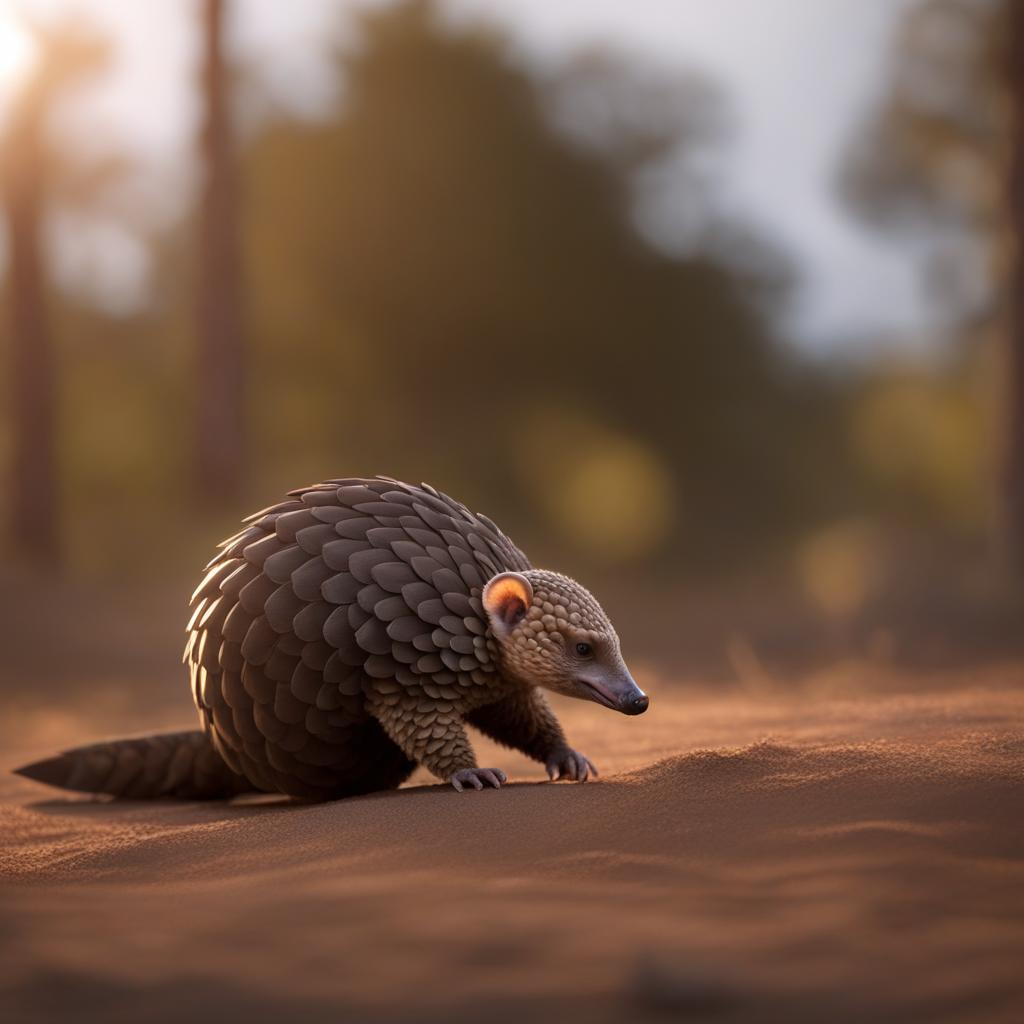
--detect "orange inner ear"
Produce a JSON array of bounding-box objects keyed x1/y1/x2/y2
[{"x1": 484, "y1": 576, "x2": 530, "y2": 625}]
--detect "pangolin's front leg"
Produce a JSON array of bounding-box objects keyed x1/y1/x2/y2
[
  {"x1": 367, "y1": 693, "x2": 507, "y2": 792},
  {"x1": 466, "y1": 687, "x2": 598, "y2": 782}
]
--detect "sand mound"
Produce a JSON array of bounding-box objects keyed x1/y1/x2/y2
[
  {"x1": 4, "y1": 736, "x2": 1019, "y2": 885},
  {"x1": 2, "y1": 689, "x2": 1023, "y2": 1023}
]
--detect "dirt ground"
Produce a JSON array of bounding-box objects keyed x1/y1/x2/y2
[{"x1": 3, "y1": 646, "x2": 1023, "y2": 1023}]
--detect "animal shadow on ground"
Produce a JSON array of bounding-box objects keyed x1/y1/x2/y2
[{"x1": 22, "y1": 778, "x2": 545, "y2": 826}]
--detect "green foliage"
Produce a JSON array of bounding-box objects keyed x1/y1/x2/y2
[
  {"x1": 242, "y1": 1, "x2": 844, "y2": 568},
  {"x1": 846, "y1": 349, "x2": 997, "y2": 530},
  {"x1": 836, "y1": 0, "x2": 1005, "y2": 544}
]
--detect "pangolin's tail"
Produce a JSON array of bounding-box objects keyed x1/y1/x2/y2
[{"x1": 13, "y1": 730, "x2": 256, "y2": 800}]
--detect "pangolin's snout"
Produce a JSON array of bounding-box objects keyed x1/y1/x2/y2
[
  {"x1": 625, "y1": 693, "x2": 649, "y2": 716},
  {"x1": 577, "y1": 669, "x2": 649, "y2": 715},
  {"x1": 614, "y1": 667, "x2": 648, "y2": 716}
]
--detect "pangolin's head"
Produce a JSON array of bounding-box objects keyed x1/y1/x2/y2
[{"x1": 481, "y1": 570, "x2": 648, "y2": 716}]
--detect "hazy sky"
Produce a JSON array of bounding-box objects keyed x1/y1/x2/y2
[{"x1": 2, "y1": 0, "x2": 926, "y2": 354}]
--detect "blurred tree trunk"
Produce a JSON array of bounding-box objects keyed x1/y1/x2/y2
[
  {"x1": 195, "y1": 0, "x2": 246, "y2": 503},
  {"x1": 3, "y1": 88, "x2": 59, "y2": 566},
  {"x1": 1008, "y1": 0, "x2": 1024, "y2": 577}
]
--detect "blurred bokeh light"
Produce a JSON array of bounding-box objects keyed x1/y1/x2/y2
[{"x1": 0, "y1": 12, "x2": 35, "y2": 89}]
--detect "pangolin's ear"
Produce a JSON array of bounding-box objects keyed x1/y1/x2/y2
[{"x1": 482, "y1": 572, "x2": 533, "y2": 633}]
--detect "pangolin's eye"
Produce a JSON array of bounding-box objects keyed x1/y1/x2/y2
[{"x1": 575, "y1": 642, "x2": 593, "y2": 658}]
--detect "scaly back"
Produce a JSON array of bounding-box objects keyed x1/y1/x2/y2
[{"x1": 184, "y1": 477, "x2": 531, "y2": 798}]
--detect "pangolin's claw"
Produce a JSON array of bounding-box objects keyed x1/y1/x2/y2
[
  {"x1": 450, "y1": 767, "x2": 506, "y2": 792},
  {"x1": 546, "y1": 748, "x2": 598, "y2": 783}
]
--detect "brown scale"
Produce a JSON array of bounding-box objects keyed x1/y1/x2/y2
[{"x1": 15, "y1": 476, "x2": 648, "y2": 801}]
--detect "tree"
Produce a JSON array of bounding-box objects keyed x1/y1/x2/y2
[
  {"x1": 1007, "y1": 0, "x2": 1024, "y2": 573},
  {"x1": 1, "y1": 19, "x2": 110, "y2": 566},
  {"x1": 840, "y1": 0, "x2": 1024, "y2": 568},
  {"x1": 194, "y1": 0, "x2": 246, "y2": 503},
  {"x1": 240, "y1": 1, "x2": 840, "y2": 565}
]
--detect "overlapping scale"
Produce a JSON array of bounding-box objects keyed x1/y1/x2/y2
[
  {"x1": 291, "y1": 557, "x2": 332, "y2": 601},
  {"x1": 183, "y1": 475, "x2": 532, "y2": 799}
]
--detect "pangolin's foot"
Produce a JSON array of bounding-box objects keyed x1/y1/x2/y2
[
  {"x1": 546, "y1": 748, "x2": 598, "y2": 783},
  {"x1": 450, "y1": 767, "x2": 507, "y2": 792}
]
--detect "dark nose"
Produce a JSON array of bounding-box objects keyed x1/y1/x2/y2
[{"x1": 626, "y1": 694, "x2": 649, "y2": 716}]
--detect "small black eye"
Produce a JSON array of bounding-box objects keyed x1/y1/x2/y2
[{"x1": 575, "y1": 642, "x2": 593, "y2": 658}]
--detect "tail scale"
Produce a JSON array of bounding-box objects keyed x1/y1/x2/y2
[{"x1": 14, "y1": 730, "x2": 255, "y2": 800}]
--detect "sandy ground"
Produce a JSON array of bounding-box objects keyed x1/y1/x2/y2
[{"x1": 2, "y1": 665, "x2": 1023, "y2": 1024}]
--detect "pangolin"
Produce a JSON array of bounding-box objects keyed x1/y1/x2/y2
[{"x1": 16, "y1": 477, "x2": 648, "y2": 800}]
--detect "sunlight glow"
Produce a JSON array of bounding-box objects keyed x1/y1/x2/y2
[{"x1": 0, "y1": 11, "x2": 36, "y2": 89}]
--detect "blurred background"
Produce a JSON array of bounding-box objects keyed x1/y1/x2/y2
[{"x1": 1, "y1": 0, "x2": 1022, "y2": 740}]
